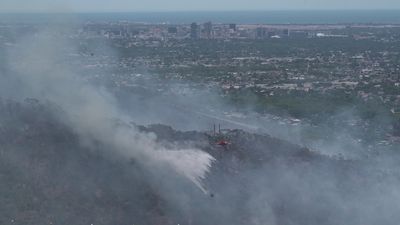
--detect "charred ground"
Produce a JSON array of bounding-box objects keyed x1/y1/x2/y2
[{"x1": 0, "y1": 98, "x2": 398, "y2": 225}]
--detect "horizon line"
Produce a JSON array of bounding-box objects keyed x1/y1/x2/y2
[{"x1": 2, "y1": 9, "x2": 400, "y2": 14}]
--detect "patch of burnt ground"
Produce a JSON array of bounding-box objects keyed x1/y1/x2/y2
[{"x1": 0, "y1": 98, "x2": 388, "y2": 225}]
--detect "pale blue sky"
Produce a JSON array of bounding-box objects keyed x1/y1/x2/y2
[{"x1": 1, "y1": 0, "x2": 400, "y2": 13}]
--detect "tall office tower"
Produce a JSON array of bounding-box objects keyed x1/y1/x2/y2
[
  {"x1": 190, "y1": 22, "x2": 199, "y2": 39},
  {"x1": 256, "y1": 27, "x2": 266, "y2": 39},
  {"x1": 229, "y1": 23, "x2": 237, "y2": 31},
  {"x1": 203, "y1": 21, "x2": 213, "y2": 39}
]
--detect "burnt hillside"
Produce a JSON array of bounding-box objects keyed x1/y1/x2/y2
[{"x1": 0, "y1": 98, "x2": 399, "y2": 225}]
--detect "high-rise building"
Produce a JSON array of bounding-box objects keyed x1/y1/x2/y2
[
  {"x1": 283, "y1": 29, "x2": 290, "y2": 37},
  {"x1": 256, "y1": 27, "x2": 266, "y2": 39},
  {"x1": 190, "y1": 22, "x2": 199, "y2": 39},
  {"x1": 229, "y1": 23, "x2": 237, "y2": 31},
  {"x1": 203, "y1": 22, "x2": 213, "y2": 39}
]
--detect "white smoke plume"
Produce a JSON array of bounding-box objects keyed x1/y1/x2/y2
[{"x1": 3, "y1": 29, "x2": 215, "y2": 193}]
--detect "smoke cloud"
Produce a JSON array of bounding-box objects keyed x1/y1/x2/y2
[
  {"x1": 1, "y1": 27, "x2": 215, "y2": 195},
  {"x1": 1, "y1": 18, "x2": 400, "y2": 225}
]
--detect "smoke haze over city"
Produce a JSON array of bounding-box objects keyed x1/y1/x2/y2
[{"x1": 0, "y1": 1, "x2": 400, "y2": 225}]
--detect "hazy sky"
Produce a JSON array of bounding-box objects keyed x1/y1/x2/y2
[{"x1": 1, "y1": 0, "x2": 400, "y2": 13}]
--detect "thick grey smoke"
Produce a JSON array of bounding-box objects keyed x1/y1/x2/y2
[
  {"x1": 114, "y1": 80, "x2": 375, "y2": 159},
  {"x1": 1, "y1": 28, "x2": 215, "y2": 194},
  {"x1": 2, "y1": 20, "x2": 400, "y2": 225}
]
